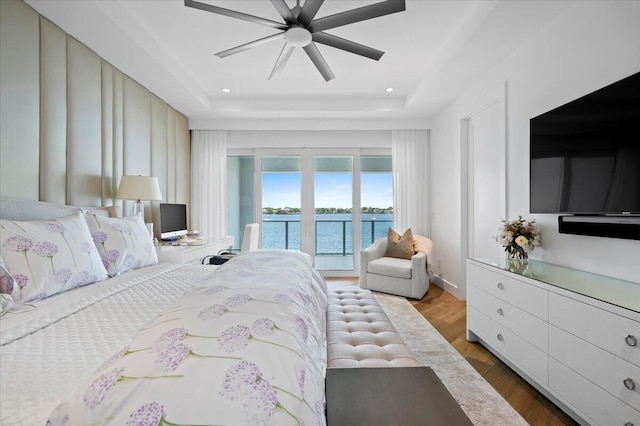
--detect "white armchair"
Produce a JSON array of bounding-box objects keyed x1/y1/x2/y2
[{"x1": 360, "y1": 235, "x2": 433, "y2": 299}]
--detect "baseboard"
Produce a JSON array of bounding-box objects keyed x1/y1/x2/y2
[
  {"x1": 432, "y1": 276, "x2": 444, "y2": 289},
  {"x1": 434, "y1": 275, "x2": 466, "y2": 301}
]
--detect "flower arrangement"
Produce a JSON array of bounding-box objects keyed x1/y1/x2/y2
[{"x1": 495, "y1": 216, "x2": 540, "y2": 261}]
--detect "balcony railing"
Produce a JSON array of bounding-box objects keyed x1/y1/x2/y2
[{"x1": 261, "y1": 219, "x2": 392, "y2": 255}]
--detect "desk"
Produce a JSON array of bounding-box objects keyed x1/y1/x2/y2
[
  {"x1": 326, "y1": 367, "x2": 472, "y2": 426},
  {"x1": 156, "y1": 237, "x2": 233, "y2": 264}
]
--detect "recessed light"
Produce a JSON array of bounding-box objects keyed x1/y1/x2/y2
[
  {"x1": 222, "y1": 88, "x2": 231, "y2": 93},
  {"x1": 385, "y1": 87, "x2": 394, "y2": 93}
]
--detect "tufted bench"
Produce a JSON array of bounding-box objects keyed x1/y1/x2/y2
[{"x1": 327, "y1": 287, "x2": 420, "y2": 368}]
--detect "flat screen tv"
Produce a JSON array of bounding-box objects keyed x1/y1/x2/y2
[
  {"x1": 160, "y1": 203, "x2": 188, "y2": 240},
  {"x1": 530, "y1": 71, "x2": 640, "y2": 215}
]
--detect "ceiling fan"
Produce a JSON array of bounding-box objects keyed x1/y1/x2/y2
[{"x1": 184, "y1": 0, "x2": 406, "y2": 81}]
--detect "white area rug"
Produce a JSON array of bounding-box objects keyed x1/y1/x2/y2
[{"x1": 371, "y1": 291, "x2": 529, "y2": 425}]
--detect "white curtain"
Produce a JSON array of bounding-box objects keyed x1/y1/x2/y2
[
  {"x1": 191, "y1": 130, "x2": 227, "y2": 241},
  {"x1": 392, "y1": 129, "x2": 430, "y2": 237}
]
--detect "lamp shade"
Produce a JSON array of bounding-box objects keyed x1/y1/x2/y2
[{"x1": 116, "y1": 175, "x2": 162, "y2": 201}]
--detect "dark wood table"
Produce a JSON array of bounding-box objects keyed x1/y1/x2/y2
[{"x1": 326, "y1": 367, "x2": 473, "y2": 426}]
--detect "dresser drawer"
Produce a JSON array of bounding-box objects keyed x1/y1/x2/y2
[
  {"x1": 468, "y1": 263, "x2": 548, "y2": 320},
  {"x1": 550, "y1": 358, "x2": 640, "y2": 426},
  {"x1": 549, "y1": 293, "x2": 640, "y2": 367},
  {"x1": 550, "y1": 325, "x2": 640, "y2": 411},
  {"x1": 468, "y1": 306, "x2": 548, "y2": 385},
  {"x1": 468, "y1": 285, "x2": 548, "y2": 352}
]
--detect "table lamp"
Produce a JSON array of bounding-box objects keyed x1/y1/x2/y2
[{"x1": 116, "y1": 175, "x2": 162, "y2": 217}]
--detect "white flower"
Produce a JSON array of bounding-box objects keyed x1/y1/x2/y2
[
  {"x1": 495, "y1": 231, "x2": 512, "y2": 246},
  {"x1": 495, "y1": 216, "x2": 541, "y2": 252},
  {"x1": 515, "y1": 235, "x2": 528, "y2": 247}
]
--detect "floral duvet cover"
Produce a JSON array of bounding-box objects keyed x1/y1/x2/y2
[{"x1": 48, "y1": 250, "x2": 328, "y2": 426}]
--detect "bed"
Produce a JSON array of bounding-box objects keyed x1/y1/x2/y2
[{"x1": 0, "y1": 198, "x2": 328, "y2": 425}]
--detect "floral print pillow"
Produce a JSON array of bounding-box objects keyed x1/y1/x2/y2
[
  {"x1": 0, "y1": 213, "x2": 109, "y2": 303},
  {"x1": 0, "y1": 255, "x2": 18, "y2": 300},
  {"x1": 85, "y1": 214, "x2": 158, "y2": 277}
]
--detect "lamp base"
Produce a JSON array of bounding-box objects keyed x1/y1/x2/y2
[{"x1": 132, "y1": 200, "x2": 144, "y2": 218}]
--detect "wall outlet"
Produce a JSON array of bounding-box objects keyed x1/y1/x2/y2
[{"x1": 437, "y1": 258, "x2": 442, "y2": 269}]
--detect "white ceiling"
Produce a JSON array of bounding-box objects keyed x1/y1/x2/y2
[{"x1": 26, "y1": 0, "x2": 573, "y2": 126}]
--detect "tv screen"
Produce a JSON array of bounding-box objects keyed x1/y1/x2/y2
[
  {"x1": 160, "y1": 203, "x2": 188, "y2": 239},
  {"x1": 530, "y1": 71, "x2": 640, "y2": 214}
]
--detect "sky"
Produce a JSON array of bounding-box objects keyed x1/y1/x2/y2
[{"x1": 262, "y1": 173, "x2": 393, "y2": 208}]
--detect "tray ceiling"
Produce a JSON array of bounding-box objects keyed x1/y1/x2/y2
[{"x1": 26, "y1": 0, "x2": 572, "y2": 124}]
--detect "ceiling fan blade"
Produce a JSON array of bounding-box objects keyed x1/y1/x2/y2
[
  {"x1": 312, "y1": 32, "x2": 384, "y2": 61},
  {"x1": 309, "y1": 0, "x2": 405, "y2": 33},
  {"x1": 185, "y1": 0, "x2": 288, "y2": 30},
  {"x1": 298, "y1": 0, "x2": 324, "y2": 26},
  {"x1": 269, "y1": 0, "x2": 297, "y2": 25},
  {"x1": 216, "y1": 33, "x2": 285, "y2": 58},
  {"x1": 269, "y1": 43, "x2": 295, "y2": 79},
  {"x1": 303, "y1": 42, "x2": 335, "y2": 82}
]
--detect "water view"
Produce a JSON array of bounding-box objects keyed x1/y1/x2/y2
[{"x1": 262, "y1": 213, "x2": 393, "y2": 254}]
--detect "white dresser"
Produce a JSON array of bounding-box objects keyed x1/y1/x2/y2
[
  {"x1": 467, "y1": 258, "x2": 640, "y2": 426},
  {"x1": 156, "y1": 237, "x2": 234, "y2": 264}
]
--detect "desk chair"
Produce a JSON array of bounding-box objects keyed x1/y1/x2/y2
[{"x1": 202, "y1": 223, "x2": 260, "y2": 264}]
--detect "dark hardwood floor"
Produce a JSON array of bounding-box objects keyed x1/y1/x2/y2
[{"x1": 326, "y1": 278, "x2": 578, "y2": 426}]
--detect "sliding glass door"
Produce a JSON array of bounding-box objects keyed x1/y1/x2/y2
[
  {"x1": 227, "y1": 156, "x2": 255, "y2": 250},
  {"x1": 360, "y1": 156, "x2": 394, "y2": 248},
  {"x1": 255, "y1": 150, "x2": 357, "y2": 275},
  {"x1": 260, "y1": 155, "x2": 302, "y2": 251},
  {"x1": 314, "y1": 155, "x2": 355, "y2": 272},
  {"x1": 230, "y1": 150, "x2": 392, "y2": 276}
]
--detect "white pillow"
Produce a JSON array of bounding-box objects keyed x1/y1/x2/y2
[
  {"x1": 85, "y1": 214, "x2": 158, "y2": 277},
  {"x1": 0, "y1": 213, "x2": 109, "y2": 303}
]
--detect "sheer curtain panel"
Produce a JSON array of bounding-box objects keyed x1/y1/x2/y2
[
  {"x1": 392, "y1": 130, "x2": 430, "y2": 237},
  {"x1": 191, "y1": 130, "x2": 227, "y2": 241}
]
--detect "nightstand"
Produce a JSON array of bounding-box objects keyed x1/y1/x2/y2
[{"x1": 156, "y1": 237, "x2": 234, "y2": 264}]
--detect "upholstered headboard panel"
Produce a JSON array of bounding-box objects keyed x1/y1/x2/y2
[
  {"x1": 0, "y1": 197, "x2": 120, "y2": 221},
  {"x1": 0, "y1": 0, "x2": 190, "y2": 235}
]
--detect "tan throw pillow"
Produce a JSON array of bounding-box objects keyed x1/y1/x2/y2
[{"x1": 385, "y1": 228, "x2": 415, "y2": 260}]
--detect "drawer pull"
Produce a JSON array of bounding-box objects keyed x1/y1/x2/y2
[
  {"x1": 626, "y1": 334, "x2": 638, "y2": 347},
  {"x1": 624, "y1": 422, "x2": 633, "y2": 426},
  {"x1": 497, "y1": 333, "x2": 504, "y2": 342},
  {"x1": 497, "y1": 282, "x2": 504, "y2": 290},
  {"x1": 497, "y1": 308, "x2": 504, "y2": 316},
  {"x1": 624, "y1": 378, "x2": 635, "y2": 390}
]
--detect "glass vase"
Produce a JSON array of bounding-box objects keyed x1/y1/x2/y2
[{"x1": 508, "y1": 246, "x2": 528, "y2": 263}]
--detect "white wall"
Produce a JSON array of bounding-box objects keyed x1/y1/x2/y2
[
  {"x1": 227, "y1": 130, "x2": 392, "y2": 150},
  {"x1": 430, "y1": 0, "x2": 640, "y2": 295},
  {"x1": 191, "y1": 118, "x2": 429, "y2": 132}
]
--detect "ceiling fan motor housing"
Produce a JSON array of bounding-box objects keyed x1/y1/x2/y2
[{"x1": 285, "y1": 26, "x2": 312, "y2": 48}]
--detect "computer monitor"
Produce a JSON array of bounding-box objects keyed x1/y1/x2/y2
[{"x1": 159, "y1": 203, "x2": 188, "y2": 240}]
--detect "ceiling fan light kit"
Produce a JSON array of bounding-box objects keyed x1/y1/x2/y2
[{"x1": 184, "y1": 0, "x2": 406, "y2": 82}]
